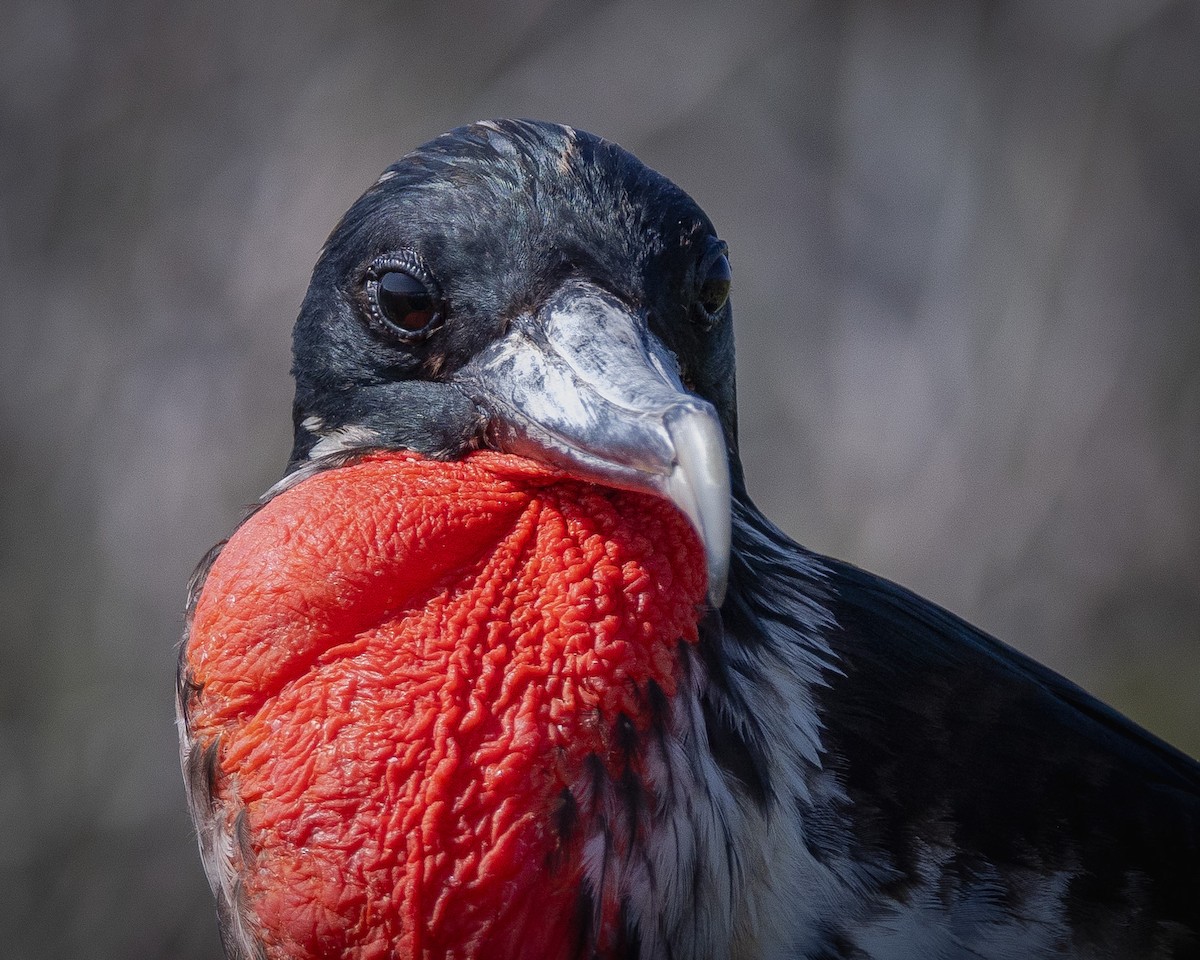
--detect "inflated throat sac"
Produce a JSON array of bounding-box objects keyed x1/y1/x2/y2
[{"x1": 184, "y1": 450, "x2": 708, "y2": 960}]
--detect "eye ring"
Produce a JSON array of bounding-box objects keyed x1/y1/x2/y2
[
  {"x1": 364, "y1": 252, "x2": 445, "y2": 340},
  {"x1": 696, "y1": 240, "x2": 731, "y2": 324}
]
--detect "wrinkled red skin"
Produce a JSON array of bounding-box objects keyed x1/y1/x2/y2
[{"x1": 185, "y1": 451, "x2": 707, "y2": 960}]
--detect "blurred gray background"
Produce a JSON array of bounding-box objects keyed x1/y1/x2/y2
[{"x1": 1, "y1": 0, "x2": 1197, "y2": 956}]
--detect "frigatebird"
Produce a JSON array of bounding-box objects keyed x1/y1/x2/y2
[{"x1": 179, "y1": 119, "x2": 1200, "y2": 960}]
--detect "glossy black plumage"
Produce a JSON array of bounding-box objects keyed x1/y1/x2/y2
[
  {"x1": 715, "y1": 486, "x2": 1200, "y2": 956},
  {"x1": 814, "y1": 557, "x2": 1198, "y2": 949},
  {"x1": 195, "y1": 119, "x2": 1200, "y2": 959}
]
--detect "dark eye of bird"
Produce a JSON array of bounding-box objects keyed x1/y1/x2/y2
[
  {"x1": 699, "y1": 253, "x2": 732, "y2": 316},
  {"x1": 372, "y1": 269, "x2": 440, "y2": 336}
]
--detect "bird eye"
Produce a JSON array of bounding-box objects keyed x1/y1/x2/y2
[
  {"x1": 698, "y1": 251, "x2": 732, "y2": 318},
  {"x1": 378, "y1": 270, "x2": 436, "y2": 331},
  {"x1": 366, "y1": 255, "x2": 443, "y2": 339}
]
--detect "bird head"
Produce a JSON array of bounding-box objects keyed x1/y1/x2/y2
[{"x1": 288, "y1": 119, "x2": 735, "y2": 604}]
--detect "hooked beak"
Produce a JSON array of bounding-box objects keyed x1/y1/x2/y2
[{"x1": 457, "y1": 281, "x2": 731, "y2": 607}]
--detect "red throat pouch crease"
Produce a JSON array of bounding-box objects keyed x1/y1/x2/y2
[{"x1": 183, "y1": 450, "x2": 709, "y2": 960}]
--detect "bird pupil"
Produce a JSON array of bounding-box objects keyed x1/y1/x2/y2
[
  {"x1": 700, "y1": 255, "x2": 732, "y2": 313},
  {"x1": 378, "y1": 270, "x2": 435, "y2": 331}
]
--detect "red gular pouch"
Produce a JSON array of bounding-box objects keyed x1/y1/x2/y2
[{"x1": 182, "y1": 450, "x2": 708, "y2": 960}]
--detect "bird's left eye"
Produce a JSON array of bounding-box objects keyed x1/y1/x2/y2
[{"x1": 698, "y1": 251, "x2": 732, "y2": 318}]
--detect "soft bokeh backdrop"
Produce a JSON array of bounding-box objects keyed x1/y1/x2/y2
[{"x1": 1, "y1": 0, "x2": 1197, "y2": 956}]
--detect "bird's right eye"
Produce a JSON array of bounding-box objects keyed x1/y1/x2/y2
[
  {"x1": 366, "y1": 255, "x2": 444, "y2": 340},
  {"x1": 378, "y1": 271, "x2": 436, "y2": 331}
]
